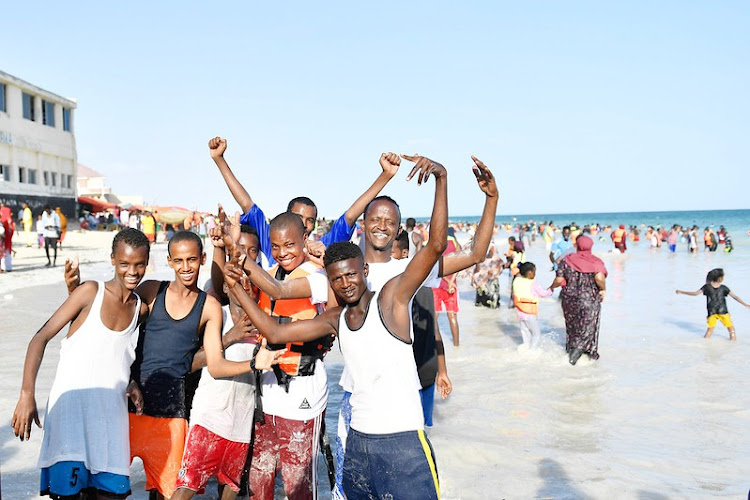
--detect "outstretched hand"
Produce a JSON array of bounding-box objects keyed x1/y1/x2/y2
[
  {"x1": 217, "y1": 205, "x2": 242, "y2": 252},
  {"x1": 401, "y1": 154, "x2": 446, "y2": 185},
  {"x1": 379, "y1": 152, "x2": 401, "y2": 177},
  {"x1": 64, "y1": 257, "x2": 80, "y2": 294},
  {"x1": 223, "y1": 250, "x2": 247, "y2": 289},
  {"x1": 470, "y1": 156, "x2": 498, "y2": 198},
  {"x1": 253, "y1": 338, "x2": 288, "y2": 371},
  {"x1": 208, "y1": 136, "x2": 228, "y2": 159}
]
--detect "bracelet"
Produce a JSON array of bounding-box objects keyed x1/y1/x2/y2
[{"x1": 249, "y1": 358, "x2": 256, "y2": 371}]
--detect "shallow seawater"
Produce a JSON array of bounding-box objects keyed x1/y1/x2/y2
[{"x1": 2, "y1": 235, "x2": 749, "y2": 499}]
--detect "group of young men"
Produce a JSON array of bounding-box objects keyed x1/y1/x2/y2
[{"x1": 12, "y1": 137, "x2": 499, "y2": 500}]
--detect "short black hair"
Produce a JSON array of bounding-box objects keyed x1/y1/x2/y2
[
  {"x1": 287, "y1": 197, "x2": 317, "y2": 217},
  {"x1": 240, "y1": 224, "x2": 258, "y2": 237},
  {"x1": 168, "y1": 230, "x2": 204, "y2": 256},
  {"x1": 406, "y1": 217, "x2": 416, "y2": 229},
  {"x1": 519, "y1": 261, "x2": 536, "y2": 277},
  {"x1": 270, "y1": 212, "x2": 306, "y2": 238},
  {"x1": 364, "y1": 195, "x2": 400, "y2": 222},
  {"x1": 324, "y1": 241, "x2": 363, "y2": 267},
  {"x1": 706, "y1": 268, "x2": 724, "y2": 283},
  {"x1": 394, "y1": 230, "x2": 410, "y2": 254},
  {"x1": 562, "y1": 225, "x2": 571, "y2": 232},
  {"x1": 112, "y1": 228, "x2": 151, "y2": 256}
]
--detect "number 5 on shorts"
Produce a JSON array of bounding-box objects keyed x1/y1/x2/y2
[{"x1": 70, "y1": 466, "x2": 80, "y2": 487}]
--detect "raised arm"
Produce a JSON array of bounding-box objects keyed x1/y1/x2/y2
[
  {"x1": 675, "y1": 289, "x2": 702, "y2": 296},
  {"x1": 341, "y1": 153, "x2": 400, "y2": 227},
  {"x1": 381, "y1": 155, "x2": 448, "y2": 342},
  {"x1": 64, "y1": 257, "x2": 80, "y2": 293},
  {"x1": 209, "y1": 137, "x2": 254, "y2": 213},
  {"x1": 224, "y1": 253, "x2": 339, "y2": 343},
  {"x1": 209, "y1": 226, "x2": 229, "y2": 304},
  {"x1": 12, "y1": 282, "x2": 96, "y2": 441},
  {"x1": 441, "y1": 157, "x2": 498, "y2": 277}
]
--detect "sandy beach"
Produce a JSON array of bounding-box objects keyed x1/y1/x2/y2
[{"x1": 2, "y1": 228, "x2": 749, "y2": 499}]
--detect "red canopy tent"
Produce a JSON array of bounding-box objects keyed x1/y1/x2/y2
[{"x1": 78, "y1": 196, "x2": 118, "y2": 212}]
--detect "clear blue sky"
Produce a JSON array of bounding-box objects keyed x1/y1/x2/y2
[{"x1": 4, "y1": 2, "x2": 749, "y2": 218}]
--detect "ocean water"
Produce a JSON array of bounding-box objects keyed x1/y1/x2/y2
[
  {"x1": 443, "y1": 208, "x2": 750, "y2": 235},
  {"x1": 2, "y1": 210, "x2": 749, "y2": 499}
]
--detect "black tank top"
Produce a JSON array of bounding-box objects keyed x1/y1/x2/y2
[{"x1": 131, "y1": 281, "x2": 207, "y2": 418}]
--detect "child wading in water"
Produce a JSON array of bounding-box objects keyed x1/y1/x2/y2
[
  {"x1": 512, "y1": 262, "x2": 553, "y2": 349},
  {"x1": 676, "y1": 268, "x2": 750, "y2": 340}
]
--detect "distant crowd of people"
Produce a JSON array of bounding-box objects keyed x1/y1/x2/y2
[{"x1": 0, "y1": 202, "x2": 69, "y2": 271}]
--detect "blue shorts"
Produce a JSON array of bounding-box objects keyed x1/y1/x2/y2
[
  {"x1": 669, "y1": 244, "x2": 677, "y2": 252},
  {"x1": 420, "y1": 384, "x2": 436, "y2": 427},
  {"x1": 343, "y1": 428, "x2": 439, "y2": 500},
  {"x1": 41, "y1": 461, "x2": 130, "y2": 499},
  {"x1": 333, "y1": 391, "x2": 353, "y2": 499}
]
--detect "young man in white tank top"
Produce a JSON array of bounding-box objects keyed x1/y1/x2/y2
[
  {"x1": 11, "y1": 229, "x2": 151, "y2": 499},
  {"x1": 223, "y1": 154, "x2": 448, "y2": 499}
]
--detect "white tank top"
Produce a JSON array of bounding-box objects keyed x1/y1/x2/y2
[
  {"x1": 338, "y1": 291, "x2": 423, "y2": 434},
  {"x1": 406, "y1": 229, "x2": 417, "y2": 257},
  {"x1": 37, "y1": 281, "x2": 141, "y2": 476}
]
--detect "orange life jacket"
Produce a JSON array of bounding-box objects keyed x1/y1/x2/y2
[
  {"x1": 704, "y1": 232, "x2": 714, "y2": 246},
  {"x1": 257, "y1": 262, "x2": 331, "y2": 387},
  {"x1": 612, "y1": 228, "x2": 626, "y2": 244},
  {"x1": 512, "y1": 277, "x2": 538, "y2": 315}
]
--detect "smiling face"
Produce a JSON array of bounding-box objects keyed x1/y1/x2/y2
[
  {"x1": 289, "y1": 202, "x2": 317, "y2": 237},
  {"x1": 111, "y1": 243, "x2": 150, "y2": 290},
  {"x1": 270, "y1": 225, "x2": 306, "y2": 272},
  {"x1": 167, "y1": 240, "x2": 205, "y2": 287},
  {"x1": 364, "y1": 199, "x2": 401, "y2": 252},
  {"x1": 326, "y1": 257, "x2": 369, "y2": 304}
]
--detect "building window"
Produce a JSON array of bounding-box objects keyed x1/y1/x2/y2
[
  {"x1": 0, "y1": 164, "x2": 9, "y2": 181},
  {"x1": 22, "y1": 93, "x2": 35, "y2": 121},
  {"x1": 67, "y1": 174, "x2": 73, "y2": 189},
  {"x1": 43, "y1": 171, "x2": 49, "y2": 186},
  {"x1": 51, "y1": 172, "x2": 57, "y2": 187},
  {"x1": 0, "y1": 83, "x2": 6, "y2": 113},
  {"x1": 28, "y1": 169, "x2": 37, "y2": 184},
  {"x1": 63, "y1": 108, "x2": 71, "y2": 132},
  {"x1": 43, "y1": 100, "x2": 55, "y2": 127}
]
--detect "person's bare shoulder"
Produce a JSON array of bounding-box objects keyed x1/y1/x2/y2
[
  {"x1": 202, "y1": 294, "x2": 224, "y2": 322},
  {"x1": 72, "y1": 280, "x2": 99, "y2": 303},
  {"x1": 135, "y1": 279, "x2": 163, "y2": 304}
]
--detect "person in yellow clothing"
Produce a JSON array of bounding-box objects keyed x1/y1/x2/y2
[
  {"x1": 676, "y1": 268, "x2": 750, "y2": 341},
  {"x1": 513, "y1": 262, "x2": 553, "y2": 349},
  {"x1": 141, "y1": 211, "x2": 156, "y2": 244},
  {"x1": 22, "y1": 203, "x2": 34, "y2": 247},
  {"x1": 55, "y1": 208, "x2": 68, "y2": 249}
]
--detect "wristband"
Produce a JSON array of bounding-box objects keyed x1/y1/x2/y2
[{"x1": 249, "y1": 358, "x2": 256, "y2": 371}]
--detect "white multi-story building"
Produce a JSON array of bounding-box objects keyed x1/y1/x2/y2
[{"x1": 0, "y1": 70, "x2": 77, "y2": 218}]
